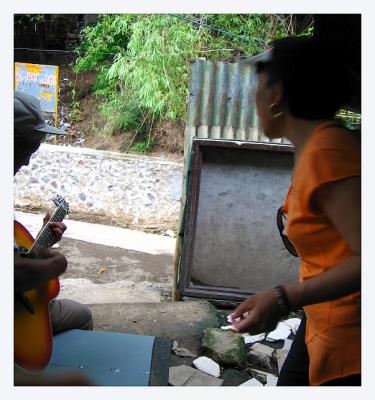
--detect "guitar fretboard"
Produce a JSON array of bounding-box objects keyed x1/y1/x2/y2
[{"x1": 28, "y1": 206, "x2": 67, "y2": 257}]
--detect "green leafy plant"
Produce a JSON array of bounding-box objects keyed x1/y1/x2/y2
[
  {"x1": 129, "y1": 136, "x2": 155, "y2": 153},
  {"x1": 68, "y1": 81, "x2": 81, "y2": 123},
  {"x1": 336, "y1": 109, "x2": 361, "y2": 130},
  {"x1": 74, "y1": 14, "x2": 294, "y2": 152}
]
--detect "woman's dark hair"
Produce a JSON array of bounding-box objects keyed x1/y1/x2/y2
[{"x1": 255, "y1": 37, "x2": 360, "y2": 120}]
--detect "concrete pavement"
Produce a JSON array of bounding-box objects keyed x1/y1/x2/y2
[
  {"x1": 16, "y1": 211, "x2": 176, "y2": 255},
  {"x1": 15, "y1": 211, "x2": 176, "y2": 304}
]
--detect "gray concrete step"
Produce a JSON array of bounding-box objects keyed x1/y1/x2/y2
[{"x1": 91, "y1": 300, "x2": 220, "y2": 340}]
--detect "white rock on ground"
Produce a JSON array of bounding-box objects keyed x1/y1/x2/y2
[
  {"x1": 283, "y1": 318, "x2": 302, "y2": 335},
  {"x1": 242, "y1": 332, "x2": 266, "y2": 345},
  {"x1": 265, "y1": 374, "x2": 278, "y2": 386},
  {"x1": 193, "y1": 356, "x2": 221, "y2": 378},
  {"x1": 220, "y1": 325, "x2": 266, "y2": 346},
  {"x1": 240, "y1": 378, "x2": 263, "y2": 386},
  {"x1": 266, "y1": 321, "x2": 291, "y2": 341}
]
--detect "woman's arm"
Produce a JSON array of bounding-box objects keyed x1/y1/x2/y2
[{"x1": 231, "y1": 176, "x2": 361, "y2": 333}]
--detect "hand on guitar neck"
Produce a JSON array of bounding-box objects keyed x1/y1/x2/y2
[
  {"x1": 42, "y1": 211, "x2": 67, "y2": 245},
  {"x1": 15, "y1": 208, "x2": 68, "y2": 293}
]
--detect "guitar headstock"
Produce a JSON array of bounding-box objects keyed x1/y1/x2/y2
[{"x1": 51, "y1": 195, "x2": 69, "y2": 215}]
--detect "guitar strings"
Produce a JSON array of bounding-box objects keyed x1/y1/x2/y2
[{"x1": 29, "y1": 205, "x2": 67, "y2": 257}]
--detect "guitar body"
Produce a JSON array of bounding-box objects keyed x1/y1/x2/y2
[{"x1": 14, "y1": 220, "x2": 60, "y2": 373}]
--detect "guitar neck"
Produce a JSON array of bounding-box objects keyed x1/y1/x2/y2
[{"x1": 28, "y1": 207, "x2": 67, "y2": 257}]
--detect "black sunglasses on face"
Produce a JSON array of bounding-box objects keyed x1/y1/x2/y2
[{"x1": 276, "y1": 206, "x2": 299, "y2": 257}]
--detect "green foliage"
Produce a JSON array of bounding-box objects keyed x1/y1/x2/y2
[
  {"x1": 100, "y1": 97, "x2": 144, "y2": 133},
  {"x1": 68, "y1": 82, "x2": 81, "y2": 123},
  {"x1": 199, "y1": 14, "x2": 287, "y2": 60},
  {"x1": 74, "y1": 14, "x2": 293, "y2": 151},
  {"x1": 70, "y1": 100, "x2": 81, "y2": 123},
  {"x1": 297, "y1": 25, "x2": 314, "y2": 37},
  {"x1": 336, "y1": 110, "x2": 361, "y2": 130},
  {"x1": 75, "y1": 15, "x2": 138, "y2": 71},
  {"x1": 129, "y1": 136, "x2": 155, "y2": 153}
]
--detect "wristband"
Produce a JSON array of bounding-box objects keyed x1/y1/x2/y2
[{"x1": 274, "y1": 285, "x2": 291, "y2": 316}]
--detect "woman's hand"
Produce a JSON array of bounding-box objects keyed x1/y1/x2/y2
[
  {"x1": 42, "y1": 211, "x2": 67, "y2": 244},
  {"x1": 230, "y1": 288, "x2": 283, "y2": 334}
]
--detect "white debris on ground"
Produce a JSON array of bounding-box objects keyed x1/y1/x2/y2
[
  {"x1": 242, "y1": 332, "x2": 266, "y2": 345},
  {"x1": 283, "y1": 318, "x2": 302, "y2": 334},
  {"x1": 220, "y1": 325, "x2": 235, "y2": 330},
  {"x1": 266, "y1": 321, "x2": 291, "y2": 341},
  {"x1": 221, "y1": 317, "x2": 301, "y2": 344},
  {"x1": 221, "y1": 323, "x2": 265, "y2": 343},
  {"x1": 240, "y1": 378, "x2": 263, "y2": 386},
  {"x1": 170, "y1": 315, "x2": 302, "y2": 386},
  {"x1": 193, "y1": 356, "x2": 221, "y2": 378},
  {"x1": 266, "y1": 374, "x2": 279, "y2": 386}
]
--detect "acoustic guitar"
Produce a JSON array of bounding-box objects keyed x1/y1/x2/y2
[{"x1": 14, "y1": 195, "x2": 69, "y2": 373}]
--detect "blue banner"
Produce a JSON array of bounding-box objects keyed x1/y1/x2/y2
[{"x1": 15, "y1": 63, "x2": 59, "y2": 113}]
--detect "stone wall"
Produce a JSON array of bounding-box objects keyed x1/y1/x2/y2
[{"x1": 14, "y1": 144, "x2": 183, "y2": 230}]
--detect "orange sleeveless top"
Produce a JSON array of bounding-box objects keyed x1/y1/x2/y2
[{"x1": 283, "y1": 121, "x2": 361, "y2": 385}]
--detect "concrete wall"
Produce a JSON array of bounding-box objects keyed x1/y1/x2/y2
[{"x1": 14, "y1": 144, "x2": 183, "y2": 230}]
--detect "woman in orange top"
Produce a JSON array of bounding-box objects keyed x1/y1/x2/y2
[{"x1": 231, "y1": 37, "x2": 361, "y2": 385}]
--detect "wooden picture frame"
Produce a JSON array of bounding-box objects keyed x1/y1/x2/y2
[{"x1": 178, "y1": 139, "x2": 299, "y2": 302}]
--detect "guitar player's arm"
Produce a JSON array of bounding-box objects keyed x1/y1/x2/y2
[{"x1": 14, "y1": 249, "x2": 68, "y2": 293}]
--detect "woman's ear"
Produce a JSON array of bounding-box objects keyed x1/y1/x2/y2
[{"x1": 270, "y1": 82, "x2": 284, "y2": 107}]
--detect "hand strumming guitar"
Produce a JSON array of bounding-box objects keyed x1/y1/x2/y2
[{"x1": 14, "y1": 249, "x2": 68, "y2": 293}]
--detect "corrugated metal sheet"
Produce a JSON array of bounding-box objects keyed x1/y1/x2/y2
[{"x1": 184, "y1": 58, "x2": 289, "y2": 156}]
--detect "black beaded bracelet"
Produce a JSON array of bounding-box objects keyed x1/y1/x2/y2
[{"x1": 274, "y1": 285, "x2": 291, "y2": 316}]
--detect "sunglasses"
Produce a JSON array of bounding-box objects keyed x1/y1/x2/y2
[{"x1": 276, "y1": 206, "x2": 298, "y2": 257}]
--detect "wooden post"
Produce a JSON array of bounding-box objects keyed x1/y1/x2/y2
[{"x1": 172, "y1": 236, "x2": 182, "y2": 301}]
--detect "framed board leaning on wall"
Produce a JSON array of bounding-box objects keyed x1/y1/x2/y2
[{"x1": 177, "y1": 139, "x2": 300, "y2": 302}]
